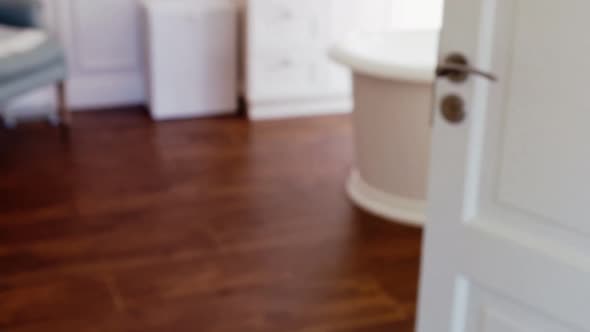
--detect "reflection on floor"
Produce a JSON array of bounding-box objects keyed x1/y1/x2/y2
[{"x1": 0, "y1": 107, "x2": 422, "y2": 332}]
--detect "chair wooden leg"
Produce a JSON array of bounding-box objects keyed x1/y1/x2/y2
[
  {"x1": 57, "y1": 81, "x2": 70, "y2": 128},
  {"x1": 56, "y1": 81, "x2": 71, "y2": 141}
]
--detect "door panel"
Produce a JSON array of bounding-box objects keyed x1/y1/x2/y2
[
  {"x1": 495, "y1": 0, "x2": 590, "y2": 232},
  {"x1": 418, "y1": 0, "x2": 590, "y2": 331},
  {"x1": 462, "y1": 279, "x2": 578, "y2": 332},
  {"x1": 477, "y1": 0, "x2": 590, "y2": 249}
]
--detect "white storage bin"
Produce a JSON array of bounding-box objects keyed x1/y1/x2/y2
[{"x1": 141, "y1": 0, "x2": 238, "y2": 120}]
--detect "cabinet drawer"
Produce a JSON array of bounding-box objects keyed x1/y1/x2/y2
[
  {"x1": 248, "y1": 52, "x2": 320, "y2": 100},
  {"x1": 245, "y1": 0, "x2": 353, "y2": 105},
  {"x1": 248, "y1": 0, "x2": 318, "y2": 51}
]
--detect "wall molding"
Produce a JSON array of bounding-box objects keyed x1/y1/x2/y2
[{"x1": 248, "y1": 97, "x2": 352, "y2": 120}]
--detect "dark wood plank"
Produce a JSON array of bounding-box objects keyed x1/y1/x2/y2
[{"x1": 0, "y1": 108, "x2": 422, "y2": 331}]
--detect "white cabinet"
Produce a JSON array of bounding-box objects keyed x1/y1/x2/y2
[
  {"x1": 142, "y1": 0, "x2": 238, "y2": 120},
  {"x1": 35, "y1": 0, "x2": 355, "y2": 120},
  {"x1": 245, "y1": 0, "x2": 353, "y2": 120}
]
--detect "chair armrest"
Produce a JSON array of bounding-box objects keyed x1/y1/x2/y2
[{"x1": 0, "y1": 0, "x2": 41, "y2": 28}]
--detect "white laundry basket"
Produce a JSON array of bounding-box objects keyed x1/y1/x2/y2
[{"x1": 141, "y1": 0, "x2": 238, "y2": 120}]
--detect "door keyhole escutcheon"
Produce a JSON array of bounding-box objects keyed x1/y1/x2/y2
[{"x1": 441, "y1": 95, "x2": 465, "y2": 124}]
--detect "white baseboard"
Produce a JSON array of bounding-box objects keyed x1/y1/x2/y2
[
  {"x1": 347, "y1": 170, "x2": 426, "y2": 227},
  {"x1": 66, "y1": 74, "x2": 145, "y2": 111},
  {"x1": 248, "y1": 97, "x2": 353, "y2": 121},
  {"x1": 150, "y1": 107, "x2": 237, "y2": 121}
]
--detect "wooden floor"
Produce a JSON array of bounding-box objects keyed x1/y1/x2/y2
[{"x1": 0, "y1": 108, "x2": 423, "y2": 332}]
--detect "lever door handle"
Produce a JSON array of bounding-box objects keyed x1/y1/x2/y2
[{"x1": 436, "y1": 53, "x2": 497, "y2": 83}]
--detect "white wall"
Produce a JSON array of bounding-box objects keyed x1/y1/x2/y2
[
  {"x1": 53, "y1": 0, "x2": 145, "y2": 110},
  {"x1": 390, "y1": 0, "x2": 444, "y2": 30},
  {"x1": 352, "y1": 0, "x2": 444, "y2": 31},
  {"x1": 350, "y1": 0, "x2": 392, "y2": 32}
]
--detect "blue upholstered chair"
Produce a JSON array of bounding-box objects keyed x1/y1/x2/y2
[{"x1": 0, "y1": 0, "x2": 69, "y2": 128}]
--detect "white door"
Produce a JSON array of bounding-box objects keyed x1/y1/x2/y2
[{"x1": 418, "y1": 1, "x2": 590, "y2": 331}]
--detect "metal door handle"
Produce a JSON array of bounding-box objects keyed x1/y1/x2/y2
[{"x1": 436, "y1": 53, "x2": 497, "y2": 83}]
